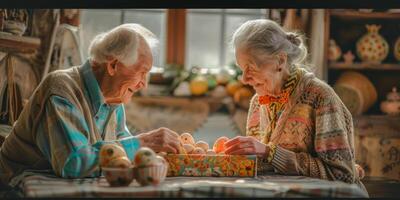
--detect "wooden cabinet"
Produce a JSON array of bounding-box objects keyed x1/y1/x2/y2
[{"x1": 324, "y1": 9, "x2": 400, "y2": 180}]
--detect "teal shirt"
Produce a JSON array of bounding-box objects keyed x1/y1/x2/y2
[{"x1": 36, "y1": 61, "x2": 140, "y2": 178}]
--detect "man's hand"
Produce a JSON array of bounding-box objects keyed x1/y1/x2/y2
[
  {"x1": 224, "y1": 136, "x2": 269, "y2": 156},
  {"x1": 136, "y1": 127, "x2": 181, "y2": 154}
]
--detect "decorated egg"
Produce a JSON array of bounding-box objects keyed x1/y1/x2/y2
[
  {"x1": 206, "y1": 149, "x2": 216, "y2": 155},
  {"x1": 182, "y1": 144, "x2": 195, "y2": 154},
  {"x1": 157, "y1": 151, "x2": 167, "y2": 157},
  {"x1": 192, "y1": 147, "x2": 206, "y2": 154},
  {"x1": 213, "y1": 136, "x2": 229, "y2": 154},
  {"x1": 180, "y1": 133, "x2": 195, "y2": 145},
  {"x1": 154, "y1": 155, "x2": 168, "y2": 166},
  {"x1": 134, "y1": 147, "x2": 157, "y2": 167},
  {"x1": 178, "y1": 142, "x2": 187, "y2": 154},
  {"x1": 108, "y1": 156, "x2": 132, "y2": 168},
  {"x1": 99, "y1": 143, "x2": 128, "y2": 167},
  {"x1": 195, "y1": 141, "x2": 209, "y2": 152}
]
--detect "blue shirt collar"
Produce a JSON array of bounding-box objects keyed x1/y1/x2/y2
[{"x1": 79, "y1": 60, "x2": 107, "y2": 115}]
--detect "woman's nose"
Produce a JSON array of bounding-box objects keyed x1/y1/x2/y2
[{"x1": 241, "y1": 71, "x2": 251, "y2": 85}]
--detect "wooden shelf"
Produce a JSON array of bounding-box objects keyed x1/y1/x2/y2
[
  {"x1": 0, "y1": 32, "x2": 41, "y2": 54},
  {"x1": 330, "y1": 10, "x2": 400, "y2": 20},
  {"x1": 329, "y1": 62, "x2": 400, "y2": 71}
]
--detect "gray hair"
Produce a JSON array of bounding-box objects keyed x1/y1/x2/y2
[
  {"x1": 88, "y1": 23, "x2": 158, "y2": 66},
  {"x1": 232, "y1": 19, "x2": 307, "y2": 69}
]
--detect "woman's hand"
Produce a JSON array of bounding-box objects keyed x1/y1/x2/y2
[
  {"x1": 224, "y1": 136, "x2": 269, "y2": 156},
  {"x1": 136, "y1": 127, "x2": 181, "y2": 154}
]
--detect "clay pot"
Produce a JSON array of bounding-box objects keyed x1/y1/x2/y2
[
  {"x1": 356, "y1": 24, "x2": 389, "y2": 64},
  {"x1": 380, "y1": 87, "x2": 400, "y2": 116},
  {"x1": 328, "y1": 39, "x2": 342, "y2": 62},
  {"x1": 333, "y1": 71, "x2": 377, "y2": 116},
  {"x1": 394, "y1": 36, "x2": 400, "y2": 62}
]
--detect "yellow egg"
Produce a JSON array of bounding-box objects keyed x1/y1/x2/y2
[
  {"x1": 99, "y1": 144, "x2": 128, "y2": 167},
  {"x1": 182, "y1": 144, "x2": 195, "y2": 154},
  {"x1": 180, "y1": 133, "x2": 195, "y2": 145},
  {"x1": 195, "y1": 141, "x2": 209, "y2": 152},
  {"x1": 108, "y1": 156, "x2": 132, "y2": 168},
  {"x1": 192, "y1": 147, "x2": 206, "y2": 155}
]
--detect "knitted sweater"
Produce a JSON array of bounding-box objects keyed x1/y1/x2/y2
[{"x1": 246, "y1": 68, "x2": 366, "y2": 192}]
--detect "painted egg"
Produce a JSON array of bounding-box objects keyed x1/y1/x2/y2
[
  {"x1": 154, "y1": 155, "x2": 168, "y2": 166},
  {"x1": 182, "y1": 144, "x2": 195, "y2": 154},
  {"x1": 99, "y1": 144, "x2": 127, "y2": 167},
  {"x1": 108, "y1": 156, "x2": 132, "y2": 168},
  {"x1": 195, "y1": 141, "x2": 209, "y2": 152},
  {"x1": 206, "y1": 149, "x2": 216, "y2": 155},
  {"x1": 192, "y1": 147, "x2": 206, "y2": 154},
  {"x1": 178, "y1": 142, "x2": 187, "y2": 154},
  {"x1": 157, "y1": 151, "x2": 167, "y2": 157},
  {"x1": 134, "y1": 147, "x2": 157, "y2": 167},
  {"x1": 213, "y1": 136, "x2": 229, "y2": 154},
  {"x1": 180, "y1": 133, "x2": 195, "y2": 145}
]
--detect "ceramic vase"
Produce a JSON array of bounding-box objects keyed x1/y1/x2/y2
[
  {"x1": 356, "y1": 24, "x2": 389, "y2": 64},
  {"x1": 328, "y1": 39, "x2": 342, "y2": 62}
]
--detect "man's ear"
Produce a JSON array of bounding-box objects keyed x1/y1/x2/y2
[{"x1": 106, "y1": 58, "x2": 118, "y2": 76}]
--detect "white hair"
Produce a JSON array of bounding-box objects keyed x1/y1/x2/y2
[
  {"x1": 88, "y1": 23, "x2": 158, "y2": 66},
  {"x1": 232, "y1": 19, "x2": 308, "y2": 69}
]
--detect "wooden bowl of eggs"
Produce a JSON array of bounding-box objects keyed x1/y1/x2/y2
[{"x1": 99, "y1": 144, "x2": 135, "y2": 187}]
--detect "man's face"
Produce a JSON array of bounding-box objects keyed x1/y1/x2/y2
[{"x1": 104, "y1": 43, "x2": 153, "y2": 104}]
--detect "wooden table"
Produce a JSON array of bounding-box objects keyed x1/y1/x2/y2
[{"x1": 12, "y1": 170, "x2": 368, "y2": 198}]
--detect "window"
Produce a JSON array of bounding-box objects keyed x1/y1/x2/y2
[
  {"x1": 185, "y1": 9, "x2": 267, "y2": 69},
  {"x1": 80, "y1": 9, "x2": 167, "y2": 67}
]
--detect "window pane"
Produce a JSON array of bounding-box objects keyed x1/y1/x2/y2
[
  {"x1": 186, "y1": 13, "x2": 222, "y2": 68},
  {"x1": 225, "y1": 9, "x2": 266, "y2": 15},
  {"x1": 80, "y1": 9, "x2": 121, "y2": 59},
  {"x1": 224, "y1": 14, "x2": 265, "y2": 66},
  {"x1": 123, "y1": 10, "x2": 167, "y2": 67},
  {"x1": 188, "y1": 9, "x2": 223, "y2": 13}
]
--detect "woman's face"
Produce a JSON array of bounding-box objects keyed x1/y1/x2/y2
[{"x1": 235, "y1": 48, "x2": 284, "y2": 96}]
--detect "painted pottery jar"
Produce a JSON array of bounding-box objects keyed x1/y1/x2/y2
[
  {"x1": 328, "y1": 39, "x2": 342, "y2": 62},
  {"x1": 380, "y1": 87, "x2": 400, "y2": 116},
  {"x1": 356, "y1": 24, "x2": 389, "y2": 64},
  {"x1": 394, "y1": 36, "x2": 400, "y2": 62}
]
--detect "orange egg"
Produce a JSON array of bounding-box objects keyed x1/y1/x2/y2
[{"x1": 213, "y1": 136, "x2": 229, "y2": 154}]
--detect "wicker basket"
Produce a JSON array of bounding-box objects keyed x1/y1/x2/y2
[{"x1": 333, "y1": 71, "x2": 377, "y2": 115}]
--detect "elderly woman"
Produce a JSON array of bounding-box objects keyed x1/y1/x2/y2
[
  {"x1": 0, "y1": 24, "x2": 182, "y2": 185},
  {"x1": 224, "y1": 19, "x2": 366, "y2": 192}
]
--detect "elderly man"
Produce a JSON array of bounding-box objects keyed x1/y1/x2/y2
[{"x1": 0, "y1": 24, "x2": 181, "y2": 184}]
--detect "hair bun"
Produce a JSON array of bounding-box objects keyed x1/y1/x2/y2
[{"x1": 286, "y1": 33, "x2": 301, "y2": 47}]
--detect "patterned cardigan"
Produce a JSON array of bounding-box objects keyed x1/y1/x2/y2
[{"x1": 246, "y1": 68, "x2": 366, "y2": 192}]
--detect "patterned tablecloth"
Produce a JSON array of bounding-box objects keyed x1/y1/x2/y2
[{"x1": 14, "y1": 170, "x2": 368, "y2": 198}]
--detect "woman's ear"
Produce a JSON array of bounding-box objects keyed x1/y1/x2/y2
[
  {"x1": 106, "y1": 58, "x2": 118, "y2": 76},
  {"x1": 276, "y1": 53, "x2": 288, "y2": 72}
]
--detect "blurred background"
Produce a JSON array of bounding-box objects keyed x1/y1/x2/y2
[{"x1": 0, "y1": 9, "x2": 399, "y2": 196}]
